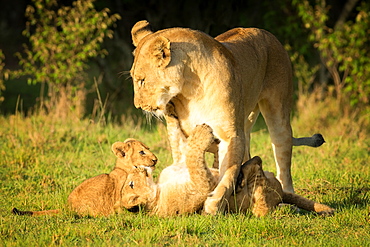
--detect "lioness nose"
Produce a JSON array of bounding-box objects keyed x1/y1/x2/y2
[{"x1": 152, "y1": 159, "x2": 157, "y2": 165}]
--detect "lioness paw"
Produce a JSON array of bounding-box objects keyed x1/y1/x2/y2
[{"x1": 204, "y1": 196, "x2": 223, "y2": 215}]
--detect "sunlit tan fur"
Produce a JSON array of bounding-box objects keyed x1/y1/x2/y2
[
  {"x1": 130, "y1": 20, "x2": 317, "y2": 214},
  {"x1": 122, "y1": 124, "x2": 218, "y2": 216},
  {"x1": 12, "y1": 139, "x2": 157, "y2": 217},
  {"x1": 121, "y1": 124, "x2": 334, "y2": 217}
]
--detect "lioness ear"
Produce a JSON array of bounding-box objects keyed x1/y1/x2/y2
[
  {"x1": 150, "y1": 36, "x2": 171, "y2": 68},
  {"x1": 131, "y1": 20, "x2": 153, "y2": 47},
  {"x1": 112, "y1": 142, "x2": 129, "y2": 158}
]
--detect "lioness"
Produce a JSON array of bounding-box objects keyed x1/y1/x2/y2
[
  {"x1": 121, "y1": 124, "x2": 334, "y2": 217},
  {"x1": 130, "y1": 20, "x2": 325, "y2": 214},
  {"x1": 12, "y1": 139, "x2": 157, "y2": 217}
]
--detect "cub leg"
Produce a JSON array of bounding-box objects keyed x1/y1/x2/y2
[{"x1": 186, "y1": 124, "x2": 218, "y2": 194}]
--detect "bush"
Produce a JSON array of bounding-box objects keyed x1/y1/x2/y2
[
  {"x1": 13, "y1": 0, "x2": 120, "y2": 118},
  {"x1": 294, "y1": 0, "x2": 370, "y2": 116},
  {"x1": 0, "y1": 51, "x2": 6, "y2": 103}
]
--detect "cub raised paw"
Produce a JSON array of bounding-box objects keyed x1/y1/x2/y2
[{"x1": 187, "y1": 124, "x2": 215, "y2": 151}]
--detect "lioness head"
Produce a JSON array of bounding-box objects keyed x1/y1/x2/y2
[
  {"x1": 130, "y1": 20, "x2": 187, "y2": 116},
  {"x1": 112, "y1": 139, "x2": 157, "y2": 170}
]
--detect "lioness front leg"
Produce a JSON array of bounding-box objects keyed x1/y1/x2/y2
[
  {"x1": 204, "y1": 136, "x2": 245, "y2": 215},
  {"x1": 164, "y1": 102, "x2": 188, "y2": 163}
]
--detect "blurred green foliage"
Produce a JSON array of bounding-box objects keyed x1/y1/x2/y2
[
  {"x1": 0, "y1": 0, "x2": 369, "y2": 119},
  {"x1": 0, "y1": 51, "x2": 7, "y2": 103},
  {"x1": 295, "y1": 0, "x2": 370, "y2": 114},
  {"x1": 8, "y1": 0, "x2": 120, "y2": 116},
  {"x1": 14, "y1": 0, "x2": 120, "y2": 87}
]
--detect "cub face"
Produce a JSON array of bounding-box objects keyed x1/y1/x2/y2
[
  {"x1": 112, "y1": 139, "x2": 157, "y2": 170},
  {"x1": 121, "y1": 166, "x2": 155, "y2": 210}
]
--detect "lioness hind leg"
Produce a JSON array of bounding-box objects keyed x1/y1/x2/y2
[
  {"x1": 244, "y1": 105, "x2": 261, "y2": 163},
  {"x1": 258, "y1": 99, "x2": 294, "y2": 193}
]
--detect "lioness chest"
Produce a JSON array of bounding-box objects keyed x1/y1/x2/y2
[{"x1": 171, "y1": 95, "x2": 238, "y2": 141}]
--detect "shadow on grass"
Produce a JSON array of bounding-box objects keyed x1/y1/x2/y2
[{"x1": 300, "y1": 186, "x2": 370, "y2": 209}]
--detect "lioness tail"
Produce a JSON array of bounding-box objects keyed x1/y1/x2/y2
[{"x1": 292, "y1": 134, "x2": 325, "y2": 147}]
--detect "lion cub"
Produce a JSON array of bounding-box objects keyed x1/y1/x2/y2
[
  {"x1": 12, "y1": 139, "x2": 157, "y2": 217},
  {"x1": 122, "y1": 124, "x2": 218, "y2": 216},
  {"x1": 121, "y1": 124, "x2": 334, "y2": 217}
]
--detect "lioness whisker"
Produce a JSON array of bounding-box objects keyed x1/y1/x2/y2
[
  {"x1": 118, "y1": 70, "x2": 131, "y2": 79},
  {"x1": 153, "y1": 113, "x2": 165, "y2": 123},
  {"x1": 143, "y1": 111, "x2": 153, "y2": 126}
]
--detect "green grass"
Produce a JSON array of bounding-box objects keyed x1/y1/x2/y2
[{"x1": 0, "y1": 111, "x2": 369, "y2": 246}]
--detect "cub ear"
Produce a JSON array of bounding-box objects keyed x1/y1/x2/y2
[
  {"x1": 131, "y1": 20, "x2": 153, "y2": 47},
  {"x1": 149, "y1": 36, "x2": 171, "y2": 68},
  {"x1": 112, "y1": 142, "x2": 129, "y2": 158}
]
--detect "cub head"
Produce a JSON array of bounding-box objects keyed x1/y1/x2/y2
[
  {"x1": 130, "y1": 20, "x2": 187, "y2": 116},
  {"x1": 112, "y1": 139, "x2": 157, "y2": 171},
  {"x1": 121, "y1": 166, "x2": 156, "y2": 211}
]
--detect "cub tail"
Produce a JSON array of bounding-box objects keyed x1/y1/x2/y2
[
  {"x1": 282, "y1": 192, "x2": 334, "y2": 215},
  {"x1": 12, "y1": 207, "x2": 60, "y2": 216}
]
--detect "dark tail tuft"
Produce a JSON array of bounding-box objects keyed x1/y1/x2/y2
[
  {"x1": 12, "y1": 207, "x2": 33, "y2": 216},
  {"x1": 311, "y1": 133, "x2": 325, "y2": 147}
]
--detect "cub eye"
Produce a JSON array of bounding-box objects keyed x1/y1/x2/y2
[
  {"x1": 129, "y1": 181, "x2": 134, "y2": 189},
  {"x1": 139, "y1": 150, "x2": 146, "y2": 155},
  {"x1": 137, "y1": 79, "x2": 145, "y2": 87}
]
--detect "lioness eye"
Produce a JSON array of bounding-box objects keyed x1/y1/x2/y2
[{"x1": 139, "y1": 150, "x2": 145, "y2": 155}]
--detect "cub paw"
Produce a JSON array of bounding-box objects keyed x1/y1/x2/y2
[
  {"x1": 165, "y1": 102, "x2": 178, "y2": 119},
  {"x1": 188, "y1": 124, "x2": 214, "y2": 150},
  {"x1": 317, "y1": 209, "x2": 335, "y2": 216}
]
